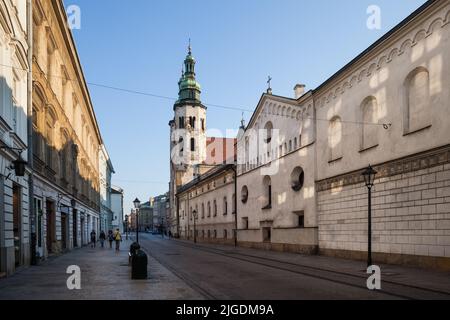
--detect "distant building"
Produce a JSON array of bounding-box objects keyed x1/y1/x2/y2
[
  {"x1": 99, "y1": 145, "x2": 114, "y2": 232},
  {"x1": 153, "y1": 193, "x2": 168, "y2": 233},
  {"x1": 139, "y1": 199, "x2": 154, "y2": 231},
  {"x1": 111, "y1": 186, "x2": 124, "y2": 233}
]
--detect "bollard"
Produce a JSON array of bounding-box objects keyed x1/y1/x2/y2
[{"x1": 131, "y1": 249, "x2": 148, "y2": 280}]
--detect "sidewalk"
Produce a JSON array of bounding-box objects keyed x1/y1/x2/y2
[{"x1": 0, "y1": 239, "x2": 203, "y2": 300}]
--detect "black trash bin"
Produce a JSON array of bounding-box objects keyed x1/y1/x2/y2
[
  {"x1": 129, "y1": 242, "x2": 140, "y2": 265},
  {"x1": 131, "y1": 249, "x2": 148, "y2": 280}
]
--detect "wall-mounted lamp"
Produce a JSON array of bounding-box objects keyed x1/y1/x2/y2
[{"x1": 0, "y1": 145, "x2": 28, "y2": 177}]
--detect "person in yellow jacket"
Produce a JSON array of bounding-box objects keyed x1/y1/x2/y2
[{"x1": 113, "y1": 229, "x2": 122, "y2": 251}]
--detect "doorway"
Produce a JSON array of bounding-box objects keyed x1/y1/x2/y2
[
  {"x1": 72, "y1": 209, "x2": 78, "y2": 247},
  {"x1": 262, "y1": 227, "x2": 271, "y2": 243},
  {"x1": 61, "y1": 213, "x2": 67, "y2": 251},
  {"x1": 34, "y1": 198, "x2": 44, "y2": 258},
  {"x1": 80, "y1": 216, "x2": 85, "y2": 246},
  {"x1": 13, "y1": 184, "x2": 21, "y2": 267},
  {"x1": 46, "y1": 200, "x2": 55, "y2": 254}
]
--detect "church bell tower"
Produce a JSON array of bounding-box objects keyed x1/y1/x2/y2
[{"x1": 169, "y1": 43, "x2": 207, "y2": 234}]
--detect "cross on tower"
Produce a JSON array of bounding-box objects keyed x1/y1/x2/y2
[{"x1": 267, "y1": 76, "x2": 273, "y2": 94}]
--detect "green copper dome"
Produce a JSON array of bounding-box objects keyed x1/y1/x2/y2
[{"x1": 175, "y1": 45, "x2": 203, "y2": 106}]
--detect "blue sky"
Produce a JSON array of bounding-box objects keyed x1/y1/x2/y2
[{"x1": 64, "y1": 0, "x2": 426, "y2": 213}]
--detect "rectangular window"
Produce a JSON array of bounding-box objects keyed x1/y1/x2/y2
[
  {"x1": 179, "y1": 117, "x2": 185, "y2": 129},
  {"x1": 294, "y1": 211, "x2": 305, "y2": 228},
  {"x1": 242, "y1": 217, "x2": 249, "y2": 230}
]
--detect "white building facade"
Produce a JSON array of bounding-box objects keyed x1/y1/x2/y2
[
  {"x1": 314, "y1": 1, "x2": 450, "y2": 269},
  {"x1": 99, "y1": 144, "x2": 114, "y2": 232},
  {"x1": 0, "y1": 0, "x2": 31, "y2": 276},
  {"x1": 111, "y1": 186, "x2": 124, "y2": 233}
]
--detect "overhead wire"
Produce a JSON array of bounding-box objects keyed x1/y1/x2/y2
[{"x1": 0, "y1": 62, "x2": 392, "y2": 128}]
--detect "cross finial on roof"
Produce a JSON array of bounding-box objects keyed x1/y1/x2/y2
[
  {"x1": 240, "y1": 112, "x2": 246, "y2": 129},
  {"x1": 188, "y1": 38, "x2": 192, "y2": 55},
  {"x1": 267, "y1": 76, "x2": 273, "y2": 94}
]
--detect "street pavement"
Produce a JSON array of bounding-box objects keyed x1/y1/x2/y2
[
  {"x1": 0, "y1": 233, "x2": 449, "y2": 300},
  {"x1": 138, "y1": 233, "x2": 450, "y2": 300},
  {"x1": 0, "y1": 238, "x2": 202, "y2": 300}
]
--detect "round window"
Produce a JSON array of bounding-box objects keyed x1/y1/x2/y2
[
  {"x1": 241, "y1": 185, "x2": 249, "y2": 203},
  {"x1": 291, "y1": 167, "x2": 305, "y2": 191}
]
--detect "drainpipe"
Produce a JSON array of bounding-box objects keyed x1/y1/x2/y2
[
  {"x1": 232, "y1": 164, "x2": 238, "y2": 247},
  {"x1": 176, "y1": 193, "x2": 180, "y2": 238},
  {"x1": 26, "y1": 0, "x2": 36, "y2": 266}
]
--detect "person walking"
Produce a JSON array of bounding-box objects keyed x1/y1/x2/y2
[
  {"x1": 90, "y1": 230, "x2": 96, "y2": 248},
  {"x1": 99, "y1": 230, "x2": 106, "y2": 248},
  {"x1": 114, "y1": 228, "x2": 122, "y2": 252},
  {"x1": 108, "y1": 230, "x2": 114, "y2": 249}
]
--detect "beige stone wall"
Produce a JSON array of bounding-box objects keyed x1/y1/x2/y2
[
  {"x1": 178, "y1": 168, "x2": 236, "y2": 241},
  {"x1": 314, "y1": 1, "x2": 450, "y2": 269},
  {"x1": 32, "y1": 0, "x2": 101, "y2": 210},
  {"x1": 318, "y1": 150, "x2": 450, "y2": 263}
]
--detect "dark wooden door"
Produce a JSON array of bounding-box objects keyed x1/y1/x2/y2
[
  {"x1": 46, "y1": 200, "x2": 55, "y2": 254},
  {"x1": 72, "y1": 210, "x2": 78, "y2": 247},
  {"x1": 13, "y1": 185, "x2": 21, "y2": 267},
  {"x1": 61, "y1": 214, "x2": 67, "y2": 250}
]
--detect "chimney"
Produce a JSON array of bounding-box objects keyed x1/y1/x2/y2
[{"x1": 294, "y1": 84, "x2": 306, "y2": 99}]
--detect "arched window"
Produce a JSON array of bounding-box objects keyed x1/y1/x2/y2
[
  {"x1": 262, "y1": 176, "x2": 272, "y2": 209},
  {"x1": 264, "y1": 122, "x2": 273, "y2": 144},
  {"x1": 60, "y1": 130, "x2": 69, "y2": 181},
  {"x1": 201, "y1": 203, "x2": 205, "y2": 219},
  {"x1": 213, "y1": 200, "x2": 217, "y2": 217},
  {"x1": 45, "y1": 109, "x2": 56, "y2": 169},
  {"x1": 361, "y1": 97, "x2": 379, "y2": 150},
  {"x1": 179, "y1": 137, "x2": 184, "y2": 156},
  {"x1": 32, "y1": 105, "x2": 42, "y2": 159},
  {"x1": 232, "y1": 193, "x2": 236, "y2": 214},
  {"x1": 241, "y1": 185, "x2": 249, "y2": 203},
  {"x1": 328, "y1": 117, "x2": 343, "y2": 161},
  {"x1": 223, "y1": 197, "x2": 228, "y2": 215},
  {"x1": 291, "y1": 167, "x2": 305, "y2": 191},
  {"x1": 224, "y1": 229, "x2": 228, "y2": 239},
  {"x1": 207, "y1": 201, "x2": 211, "y2": 217},
  {"x1": 405, "y1": 67, "x2": 431, "y2": 133},
  {"x1": 190, "y1": 138, "x2": 195, "y2": 152}
]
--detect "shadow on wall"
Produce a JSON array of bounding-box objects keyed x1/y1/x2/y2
[
  {"x1": 30, "y1": 84, "x2": 100, "y2": 212},
  {"x1": 31, "y1": 129, "x2": 100, "y2": 211}
]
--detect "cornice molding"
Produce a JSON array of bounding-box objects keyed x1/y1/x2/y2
[{"x1": 317, "y1": 144, "x2": 450, "y2": 192}]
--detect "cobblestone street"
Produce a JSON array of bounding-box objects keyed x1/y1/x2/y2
[
  {"x1": 1, "y1": 235, "x2": 449, "y2": 300},
  {"x1": 0, "y1": 239, "x2": 202, "y2": 300}
]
